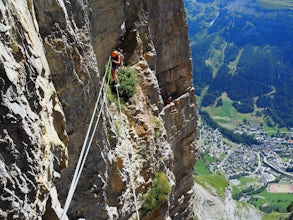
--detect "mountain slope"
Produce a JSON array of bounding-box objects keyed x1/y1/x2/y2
[
  {"x1": 185, "y1": 0, "x2": 293, "y2": 128},
  {"x1": 193, "y1": 182, "x2": 263, "y2": 220}
]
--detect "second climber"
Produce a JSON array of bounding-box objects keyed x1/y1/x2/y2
[{"x1": 111, "y1": 50, "x2": 121, "y2": 87}]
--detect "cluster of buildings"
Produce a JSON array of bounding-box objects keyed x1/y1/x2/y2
[{"x1": 198, "y1": 122, "x2": 293, "y2": 185}]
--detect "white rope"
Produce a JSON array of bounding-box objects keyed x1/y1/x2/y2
[
  {"x1": 129, "y1": 146, "x2": 140, "y2": 220},
  {"x1": 68, "y1": 64, "x2": 111, "y2": 203},
  {"x1": 113, "y1": 64, "x2": 139, "y2": 219},
  {"x1": 61, "y1": 57, "x2": 111, "y2": 220},
  {"x1": 115, "y1": 85, "x2": 122, "y2": 115},
  {"x1": 62, "y1": 78, "x2": 109, "y2": 220}
]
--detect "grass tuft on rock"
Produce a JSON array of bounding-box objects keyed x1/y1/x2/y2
[{"x1": 140, "y1": 172, "x2": 171, "y2": 217}]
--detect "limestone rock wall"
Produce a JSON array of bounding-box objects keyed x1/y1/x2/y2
[
  {"x1": 0, "y1": 0, "x2": 197, "y2": 219},
  {"x1": 148, "y1": 0, "x2": 193, "y2": 98},
  {"x1": 0, "y1": 0, "x2": 68, "y2": 218}
]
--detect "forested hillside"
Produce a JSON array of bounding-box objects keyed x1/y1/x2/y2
[{"x1": 185, "y1": 0, "x2": 293, "y2": 128}]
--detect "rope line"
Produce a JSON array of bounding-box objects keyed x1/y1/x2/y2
[
  {"x1": 129, "y1": 145, "x2": 140, "y2": 220},
  {"x1": 61, "y1": 57, "x2": 111, "y2": 220},
  {"x1": 116, "y1": 85, "x2": 122, "y2": 115},
  {"x1": 61, "y1": 55, "x2": 134, "y2": 220},
  {"x1": 114, "y1": 56, "x2": 138, "y2": 218},
  {"x1": 65, "y1": 71, "x2": 110, "y2": 215}
]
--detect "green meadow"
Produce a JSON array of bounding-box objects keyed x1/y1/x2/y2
[
  {"x1": 195, "y1": 154, "x2": 228, "y2": 197},
  {"x1": 202, "y1": 93, "x2": 290, "y2": 136},
  {"x1": 203, "y1": 93, "x2": 262, "y2": 129},
  {"x1": 249, "y1": 188, "x2": 293, "y2": 213}
]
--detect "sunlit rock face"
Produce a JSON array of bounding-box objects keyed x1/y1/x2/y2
[
  {"x1": 0, "y1": 0, "x2": 197, "y2": 219},
  {"x1": 0, "y1": 0, "x2": 67, "y2": 218}
]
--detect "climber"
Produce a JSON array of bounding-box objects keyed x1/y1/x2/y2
[
  {"x1": 111, "y1": 50, "x2": 121, "y2": 87},
  {"x1": 163, "y1": 93, "x2": 172, "y2": 105},
  {"x1": 163, "y1": 93, "x2": 178, "y2": 113}
]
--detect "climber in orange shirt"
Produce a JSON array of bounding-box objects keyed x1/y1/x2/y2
[{"x1": 111, "y1": 50, "x2": 121, "y2": 87}]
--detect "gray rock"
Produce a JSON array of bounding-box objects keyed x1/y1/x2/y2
[{"x1": 0, "y1": 0, "x2": 197, "y2": 219}]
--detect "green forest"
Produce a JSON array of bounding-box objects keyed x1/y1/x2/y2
[{"x1": 185, "y1": 0, "x2": 293, "y2": 129}]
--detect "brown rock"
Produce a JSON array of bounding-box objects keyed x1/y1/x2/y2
[{"x1": 0, "y1": 0, "x2": 197, "y2": 219}]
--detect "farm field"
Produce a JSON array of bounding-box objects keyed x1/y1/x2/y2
[{"x1": 249, "y1": 188, "x2": 293, "y2": 213}]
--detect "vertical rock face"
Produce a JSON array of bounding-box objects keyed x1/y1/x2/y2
[
  {"x1": 0, "y1": 0, "x2": 197, "y2": 219},
  {"x1": 148, "y1": 0, "x2": 193, "y2": 97},
  {"x1": 0, "y1": 0, "x2": 68, "y2": 219}
]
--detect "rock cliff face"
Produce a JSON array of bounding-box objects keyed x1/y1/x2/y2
[
  {"x1": 0, "y1": 0, "x2": 197, "y2": 219},
  {"x1": 193, "y1": 183, "x2": 263, "y2": 220}
]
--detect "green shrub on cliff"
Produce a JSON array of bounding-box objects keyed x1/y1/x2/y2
[
  {"x1": 116, "y1": 67, "x2": 137, "y2": 101},
  {"x1": 140, "y1": 172, "x2": 171, "y2": 217}
]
